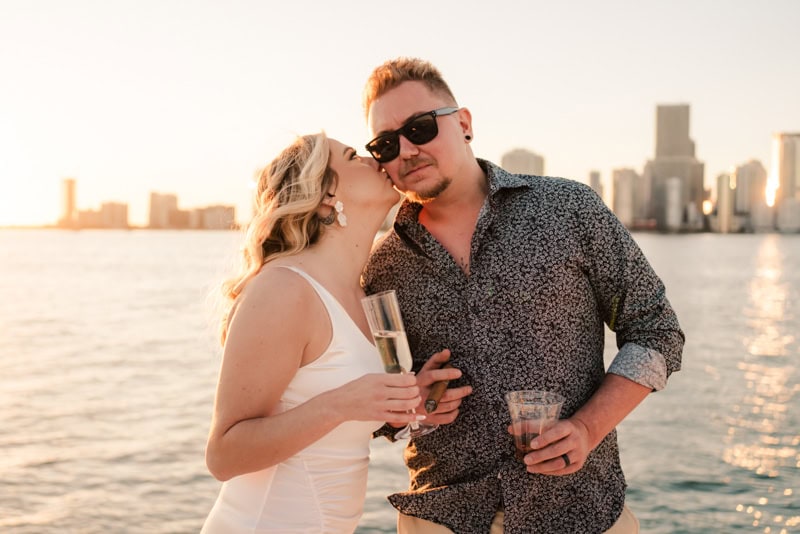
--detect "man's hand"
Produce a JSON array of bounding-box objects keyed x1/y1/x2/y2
[
  {"x1": 415, "y1": 349, "x2": 472, "y2": 425},
  {"x1": 518, "y1": 417, "x2": 592, "y2": 475}
]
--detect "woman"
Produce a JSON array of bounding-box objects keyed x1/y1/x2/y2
[{"x1": 201, "y1": 133, "x2": 427, "y2": 532}]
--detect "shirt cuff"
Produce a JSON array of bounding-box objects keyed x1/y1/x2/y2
[{"x1": 607, "y1": 342, "x2": 668, "y2": 391}]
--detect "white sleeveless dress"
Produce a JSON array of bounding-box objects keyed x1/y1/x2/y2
[{"x1": 201, "y1": 267, "x2": 386, "y2": 533}]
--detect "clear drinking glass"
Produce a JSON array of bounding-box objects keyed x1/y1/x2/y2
[
  {"x1": 361, "y1": 290, "x2": 438, "y2": 439},
  {"x1": 505, "y1": 390, "x2": 565, "y2": 460}
]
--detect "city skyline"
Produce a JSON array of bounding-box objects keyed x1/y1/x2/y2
[
  {"x1": 43, "y1": 119, "x2": 799, "y2": 234},
  {"x1": 2, "y1": 0, "x2": 799, "y2": 227},
  {"x1": 5, "y1": 99, "x2": 797, "y2": 233},
  {"x1": 54, "y1": 178, "x2": 236, "y2": 230}
]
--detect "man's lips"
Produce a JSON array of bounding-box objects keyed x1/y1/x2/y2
[{"x1": 401, "y1": 162, "x2": 430, "y2": 179}]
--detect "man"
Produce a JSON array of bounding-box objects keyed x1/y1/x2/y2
[{"x1": 361, "y1": 57, "x2": 684, "y2": 533}]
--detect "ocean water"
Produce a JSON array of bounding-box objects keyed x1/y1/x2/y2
[{"x1": 0, "y1": 229, "x2": 797, "y2": 533}]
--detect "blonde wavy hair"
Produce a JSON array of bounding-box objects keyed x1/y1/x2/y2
[
  {"x1": 219, "y1": 132, "x2": 337, "y2": 343},
  {"x1": 362, "y1": 57, "x2": 458, "y2": 118}
]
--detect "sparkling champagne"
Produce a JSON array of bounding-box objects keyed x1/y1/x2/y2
[
  {"x1": 372, "y1": 330, "x2": 412, "y2": 374},
  {"x1": 361, "y1": 290, "x2": 438, "y2": 439}
]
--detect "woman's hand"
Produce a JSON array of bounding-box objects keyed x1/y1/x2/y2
[{"x1": 330, "y1": 372, "x2": 425, "y2": 426}]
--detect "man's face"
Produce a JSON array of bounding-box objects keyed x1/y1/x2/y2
[{"x1": 367, "y1": 81, "x2": 465, "y2": 203}]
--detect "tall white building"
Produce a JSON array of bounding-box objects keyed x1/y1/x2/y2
[
  {"x1": 101, "y1": 202, "x2": 129, "y2": 229},
  {"x1": 60, "y1": 178, "x2": 77, "y2": 228},
  {"x1": 731, "y1": 159, "x2": 770, "y2": 232},
  {"x1": 665, "y1": 177, "x2": 683, "y2": 231},
  {"x1": 776, "y1": 198, "x2": 800, "y2": 232},
  {"x1": 733, "y1": 160, "x2": 768, "y2": 215},
  {"x1": 589, "y1": 170, "x2": 603, "y2": 200},
  {"x1": 612, "y1": 169, "x2": 636, "y2": 227},
  {"x1": 715, "y1": 174, "x2": 734, "y2": 233},
  {"x1": 647, "y1": 104, "x2": 705, "y2": 231},
  {"x1": 765, "y1": 133, "x2": 800, "y2": 232},
  {"x1": 770, "y1": 133, "x2": 800, "y2": 206},
  {"x1": 148, "y1": 192, "x2": 178, "y2": 228},
  {"x1": 501, "y1": 148, "x2": 544, "y2": 175},
  {"x1": 190, "y1": 205, "x2": 236, "y2": 229}
]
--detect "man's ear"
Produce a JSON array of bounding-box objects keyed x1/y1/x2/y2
[{"x1": 458, "y1": 107, "x2": 473, "y2": 137}]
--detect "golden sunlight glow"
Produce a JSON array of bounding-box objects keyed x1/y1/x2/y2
[
  {"x1": 724, "y1": 236, "x2": 797, "y2": 532},
  {"x1": 0, "y1": 171, "x2": 60, "y2": 227},
  {"x1": 745, "y1": 236, "x2": 792, "y2": 356},
  {"x1": 702, "y1": 200, "x2": 713, "y2": 215},
  {"x1": 766, "y1": 135, "x2": 781, "y2": 208}
]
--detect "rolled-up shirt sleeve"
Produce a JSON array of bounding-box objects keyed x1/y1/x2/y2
[
  {"x1": 578, "y1": 186, "x2": 684, "y2": 385},
  {"x1": 608, "y1": 342, "x2": 668, "y2": 391}
]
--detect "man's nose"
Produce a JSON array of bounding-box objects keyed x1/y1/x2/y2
[{"x1": 397, "y1": 134, "x2": 420, "y2": 159}]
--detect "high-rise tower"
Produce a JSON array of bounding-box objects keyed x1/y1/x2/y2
[
  {"x1": 59, "y1": 178, "x2": 77, "y2": 228},
  {"x1": 501, "y1": 148, "x2": 544, "y2": 176},
  {"x1": 588, "y1": 171, "x2": 603, "y2": 200},
  {"x1": 646, "y1": 104, "x2": 705, "y2": 231},
  {"x1": 770, "y1": 133, "x2": 800, "y2": 232},
  {"x1": 655, "y1": 105, "x2": 694, "y2": 158},
  {"x1": 148, "y1": 192, "x2": 179, "y2": 228},
  {"x1": 770, "y1": 133, "x2": 800, "y2": 205}
]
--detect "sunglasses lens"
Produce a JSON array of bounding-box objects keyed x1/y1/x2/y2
[
  {"x1": 403, "y1": 113, "x2": 438, "y2": 145},
  {"x1": 367, "y1": 135, "x2": 400, "y2": 163},
  {"x1": 366, "y1": 111, "x2": 443, "y2": 163}
]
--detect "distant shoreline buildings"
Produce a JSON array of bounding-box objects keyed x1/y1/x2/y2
[
  {"x1": 501, "y1": 105, "x2": 800, "y2": 234},
  {"x1": 56, "y1": 180, "x2": 236, "y2": 231},
  {"x1": 38, "y1": 104, "x2": 800, "y2": 235}
]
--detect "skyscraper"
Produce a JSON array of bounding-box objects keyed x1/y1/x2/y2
[
  {"x1": 501, "y1": 148, "x2": 544, "y2": 175},
  {"x1": 732, "y1": 160, "x2": 768, "y2": 215},
  {"x1": 589, "y1": 170, "x2": 603, "y2": 200},
  {"x1": 771, "y1": 132, "x2": 800, "y2": 206},
  {"x1": 768, "y1": 133, "x2": 800, "y2": 232},
  {"x1": 715, "y1": 174, "x2": 734, "y2": 233},
  {"x1": 101, "y1": 202, "x2": 129, "y2": 229},
  {"x1": 148, "y1": 192, "x2": 179, "y2": 229},
  {"x1": 733, "y1": 159, "x2": 771, "y2": 232},
  {"x1": 59, "y1": 178, "x2": 77, "y2": 228},
  {"x1": 655, "y1": 105, "x2": 694, "y2": 158},
  {"x1": 612, "y1": 169, "x2": 637, "y2": 227},
  {"x1": 646, "y1": 104, "x2": 705, "y2": 231}
]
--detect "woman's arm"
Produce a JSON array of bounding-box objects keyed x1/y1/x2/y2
[{"x1": 205, "y1": 269, "x2": 421, "y2": 481}]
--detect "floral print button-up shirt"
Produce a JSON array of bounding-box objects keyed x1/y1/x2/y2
[{"x1": 363, "y1": 159, "x2": 684, "y2": 533}]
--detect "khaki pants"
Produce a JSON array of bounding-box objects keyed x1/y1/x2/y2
[{"x1": 398, "y1": 505, "x2": 639, "y2": 533}]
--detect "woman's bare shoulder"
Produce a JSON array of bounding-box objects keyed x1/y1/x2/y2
[{"x1": 228, "y1": 265, "x2": 319, "y2": 330}]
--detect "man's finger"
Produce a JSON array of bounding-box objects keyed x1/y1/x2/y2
[
  {"x1": 424, "y1": 363, "x2": 454, "y2": 412},
  {"x1": 420, "y1": 349, "x2": 451, "y2": 370}
]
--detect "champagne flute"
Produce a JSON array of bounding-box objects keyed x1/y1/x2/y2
[{"x1": 361, "y1": 290, "x2": 438, "y2": 439}]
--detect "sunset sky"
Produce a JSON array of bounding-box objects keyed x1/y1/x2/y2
[{"x1": 1, "y1": 0, "x2": 798, "y2": 227}]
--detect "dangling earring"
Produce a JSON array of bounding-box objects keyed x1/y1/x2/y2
[{"x1": 334, "y1": 201, "x2": 347, "y2": 227}]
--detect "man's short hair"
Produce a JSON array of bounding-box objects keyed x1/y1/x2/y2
[{"x1": 362, "y1": 57, "x2": 458, "y2": 118}]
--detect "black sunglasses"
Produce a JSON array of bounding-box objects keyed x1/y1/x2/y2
[{"x1": 365, "y1": 107, "x2": 459, "y2": 163}]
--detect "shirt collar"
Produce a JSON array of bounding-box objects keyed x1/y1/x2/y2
[
  {"x1": 479, "y1": 158, "x2": 534, "y2": 195},
  {"x1": 394, "y1": 158, "x2": 534, "y2": 228}
]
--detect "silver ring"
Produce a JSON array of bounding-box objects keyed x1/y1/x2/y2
[{"x1": 561, "y1": 453, "x2": 571, "y2": 467}]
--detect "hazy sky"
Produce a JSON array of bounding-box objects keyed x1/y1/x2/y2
[{"x1": 1, "y1": 0, "x2": 798, "y2": 226}]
